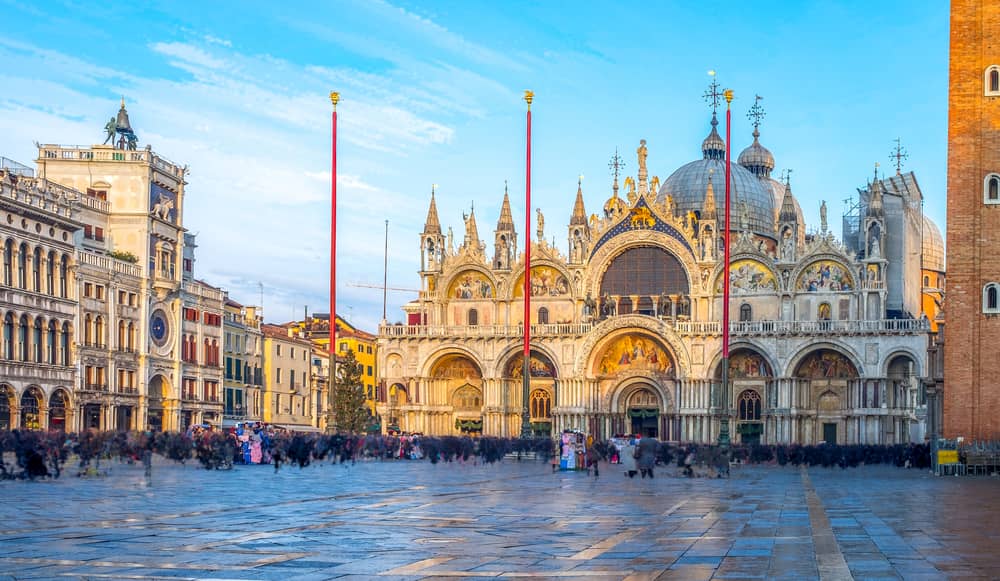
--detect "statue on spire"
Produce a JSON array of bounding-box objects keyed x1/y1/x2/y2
[{"x1": 636, "y1": 139, "x2": 649, "y2": 196}]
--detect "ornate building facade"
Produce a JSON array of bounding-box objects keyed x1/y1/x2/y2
[
  {"x1": 0, "y1": 162, "x2": 79, "y2": 431},
  {"x1": 378, "y1": 102, "x2": 940, "y2": 445}
]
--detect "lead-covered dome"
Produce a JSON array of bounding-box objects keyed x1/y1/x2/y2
[
  {"x1": 658, "y1": 118, "x2": 777, "y2": 240},
  {"x1": 738, "y1": 129, "x2": 775, "y2": 178},
  {"x1": 658, "y1": 161, "x2": 777, "y2": 241},
  {"x1": 922, "y1": 215, "x2": 944, "y2": 272}
]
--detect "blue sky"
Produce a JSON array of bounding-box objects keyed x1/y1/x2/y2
[{"x1": 0, "y1": 0, "x2": 948, "y2": 331}]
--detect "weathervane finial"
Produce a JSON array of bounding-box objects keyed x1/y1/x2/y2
[
  {"x1": 748, "y1": 94, "x2": 765, "y2": 137},
  {"x1": 890, "y1": 137, "x2": 908, "y2": 175},
  {"x1": 703, "y1": 71, "x2": 722, "y2": 116}
]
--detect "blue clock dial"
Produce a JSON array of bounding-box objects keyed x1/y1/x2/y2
[{"x1": 150, "y1": 310, "x2": 169, "y2": 346}]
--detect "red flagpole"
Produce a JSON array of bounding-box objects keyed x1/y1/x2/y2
[
  {"x1": 521, "y1": 90, "x2": 533, "y2": 438},
  {"x1": 719, "y1": 88, "x2": 733, "y2": 447},
  {"x1": 329, "y1": 91, "x2": 339, "y2": 432}
]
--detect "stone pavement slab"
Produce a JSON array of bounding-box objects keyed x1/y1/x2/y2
[{"x1": 0, "y1": 459, "x2": 998, "y2": 579}]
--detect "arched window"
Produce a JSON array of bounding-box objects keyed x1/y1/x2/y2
[
  {"x1": 530, "y1": 389, "x2": 551, "y2": 420},
  {"x1": 84, "y1": 314, "x2": 93, "y2": 346},
  {"x1": 128, "y1": 322, "x2": 136, "y2": 351},
  {"x1": 467, "y1": 308, "x2": 478, "y2": 327},
  {"x1": 20, "y1": 390, "x2": 40, "y2": 430},
  {"x1": 2, "y1": 313, "x2": 12, "y2": 359},
  {"x1": 17, "y1": 243, "x2": 27, "y2": 288},
  {"x1": 32, "y1": 317, "x2": 42, "y2": 362},
  {"x1": 47, "y1": 320, "x2": 56, "y2": 364},
  {"x1": 49, "y1": 390, "x2": 66, "y2": 431},
  {"x1": 204, "y1": 338, "x2": 210, "y2": 364},
  {"x1": 986, "y1": 65, "x2": 1000, "y2": 95},
  {"x1": 31, "y1": 247, "x2": 41, "y2": 292},
  {"x1": 985, "y1": 283, "x2": 1000, "y2": 313},
  {"x1": 600, "y1": 246, "x2": 689, "y2": 315},
  {"x1": 2, "y1": 240, "x2": 13, "y2": 286},
  {"x1": 18, "y1": 315, "x2": 28, "y2": 361},
  {"x1": 538, "y1": 307, "x2": 549, "y2": 325},
  {"x1": 60, "y1": 322, "x2": 70, "y2": 365},
  {"x1": 923, "y1": 275, "x2": 930, "y2": 287},
  {"x1": 59, "y1": 255, "x2": 68, "y2": 298},
  {"x1": 739, "y1": 303, "x2": 752, "y2": 322},
  {"x1": 46, "y1": 251, "x2": 55, "y2": 295},
  {"x1": 738, "y1": 389, "x2": 762, "y2": 421},
  {"x1": 94, "y1": 316, "x2": 104, "y2": 348},
  {"x1": 118, "y1": 321, "x2": 127, "y2": 351},
  {"x1": 818, "y1": 302, "x2": 832, "y2": 321},
  {"x1": 986, "y1": 174, "x2": 1000, "y2": 204}
]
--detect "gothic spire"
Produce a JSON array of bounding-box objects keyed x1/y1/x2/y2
[
  {"x1": 868, "y1": 164, "x2": 884, "y2": 218},
  {"x1": 779, "y1": 173, "x2": 800, "y2": 224},
  {"x1": 571, "y1": 176, "x2": 588, "y2": 226},
  {"x1": 463, "y1": 205, "x2": 480, "y2": 248},
  {"x1": 703, "y1": 171, "x2": 717, "y2": 221},
  {"x1": 422, "y1": 185, "x2": 441, "y2": 235},
  {"x1": 496, "y1": 182, "x2": 515, "y2": 232}
]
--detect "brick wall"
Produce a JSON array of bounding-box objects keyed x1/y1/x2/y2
[{"x1": 944, "y1": 1, "x2": 1000, "y2": 439}]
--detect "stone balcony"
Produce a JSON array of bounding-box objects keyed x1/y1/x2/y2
[
  {"x1": 77, "y1": 250, "x2": 142, "y2": 278},
  {"x1": 379, "y1": 317, "x2": 930, "y2": 340}
]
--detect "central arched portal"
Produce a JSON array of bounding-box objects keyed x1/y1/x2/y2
[{"x1": 595, "y1": 332, "x2": 677, "y2": 439}]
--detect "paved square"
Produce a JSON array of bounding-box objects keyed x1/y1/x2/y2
[{"x1": 0, "y1": 459, "x2": 998, "y2": 580}]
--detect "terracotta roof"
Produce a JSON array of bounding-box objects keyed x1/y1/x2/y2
[{"x1": 261, "y1": 323, "x2": 312, "y2": 346}]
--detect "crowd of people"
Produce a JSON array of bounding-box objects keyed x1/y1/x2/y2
[{"x1": 0, "y1": 427, "x2": 936, "y2": 480}]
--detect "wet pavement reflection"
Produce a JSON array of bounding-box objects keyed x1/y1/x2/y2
[{"x1": 0, "y1": 459, "x2": 997, "y2": 579}]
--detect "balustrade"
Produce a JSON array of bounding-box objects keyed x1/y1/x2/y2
[{"x1": 380, "y1": 316, "x2": 929, "y2": 339}]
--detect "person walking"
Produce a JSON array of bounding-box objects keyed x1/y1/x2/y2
[
  {"x1": 620, "y1": 436, "x2": 638, "y2": 478},
  {"x1": 636, "y1": 434, "x2": 658, "y2": 479}
]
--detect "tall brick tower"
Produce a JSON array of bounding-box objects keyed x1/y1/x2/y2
[{"x1": 944, "y1": 1, "x2": 1000, "y2": 439}]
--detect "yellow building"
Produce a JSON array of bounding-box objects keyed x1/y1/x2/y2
[
  {"x1": 261, "y1": 324, "x2": 316, "y2": 430},
  {"x1": 334, "y1": 317, "x2": 378, "y2": 414},
  {"x1": 286, "y1": 313, "x2": 378, "y2": 416}
]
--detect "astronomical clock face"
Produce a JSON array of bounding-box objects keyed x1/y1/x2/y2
[{"x1": 150, "y1": 309, "x2": 170, "y2": 348}]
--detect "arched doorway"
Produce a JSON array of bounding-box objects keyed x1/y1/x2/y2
[
  {"x1": 452, "y1": 384, "x2": 483, "y2": 434},
  {"x1": 0, "y1": 385, "x2": 12, "y2": 430},
  {"x1": 626, "y1": 386, "x2": 660, "y2": 437},
  {"x1": 736, "y1": 390, "x2": 762, "y2": 444},
  {"x1": 147, "y1": 375, "x2": 169, "y2": 431},
  {"x1": 49, "y1": 389, "x2": 68, "y2": 431},
  {"x1": 715, "y1": 348, "x2": 772, "y2": 445},
  {"x1": 430, "y1": 354, "x2": 483, "y2": 435},
  {"x1": 504, "y1": 350, "x2": 557, "y2": 436},
  {"x1": 887, "y1": 353, "x2": 919, "y2": 442},
  {"x1": 20, "y1": 388, "x2": 42, "y2": 430},
  {"x1": 794, "y1": 348, "x2": 858, "y2": 445}
]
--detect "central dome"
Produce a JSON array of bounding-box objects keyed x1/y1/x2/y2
[{"x1": 658, "y1": 159, "x2": 777, "y2": 240}]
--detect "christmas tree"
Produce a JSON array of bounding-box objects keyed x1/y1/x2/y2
[{"x1": 331, "y1": 348, "x2": 369, "y2": 433}]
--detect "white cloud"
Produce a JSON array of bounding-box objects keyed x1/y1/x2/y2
[{"x1": 0, "y1": 26, "x2": 512, "y2": 331}]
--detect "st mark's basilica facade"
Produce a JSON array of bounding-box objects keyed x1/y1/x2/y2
[{"x1": 377, "y1": 104, "x2": 941, "y2": 446}]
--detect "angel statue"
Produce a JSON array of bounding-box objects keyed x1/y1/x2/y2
[{"x1": 103, "y1": 117, "x2": 117, "y2": 144}]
